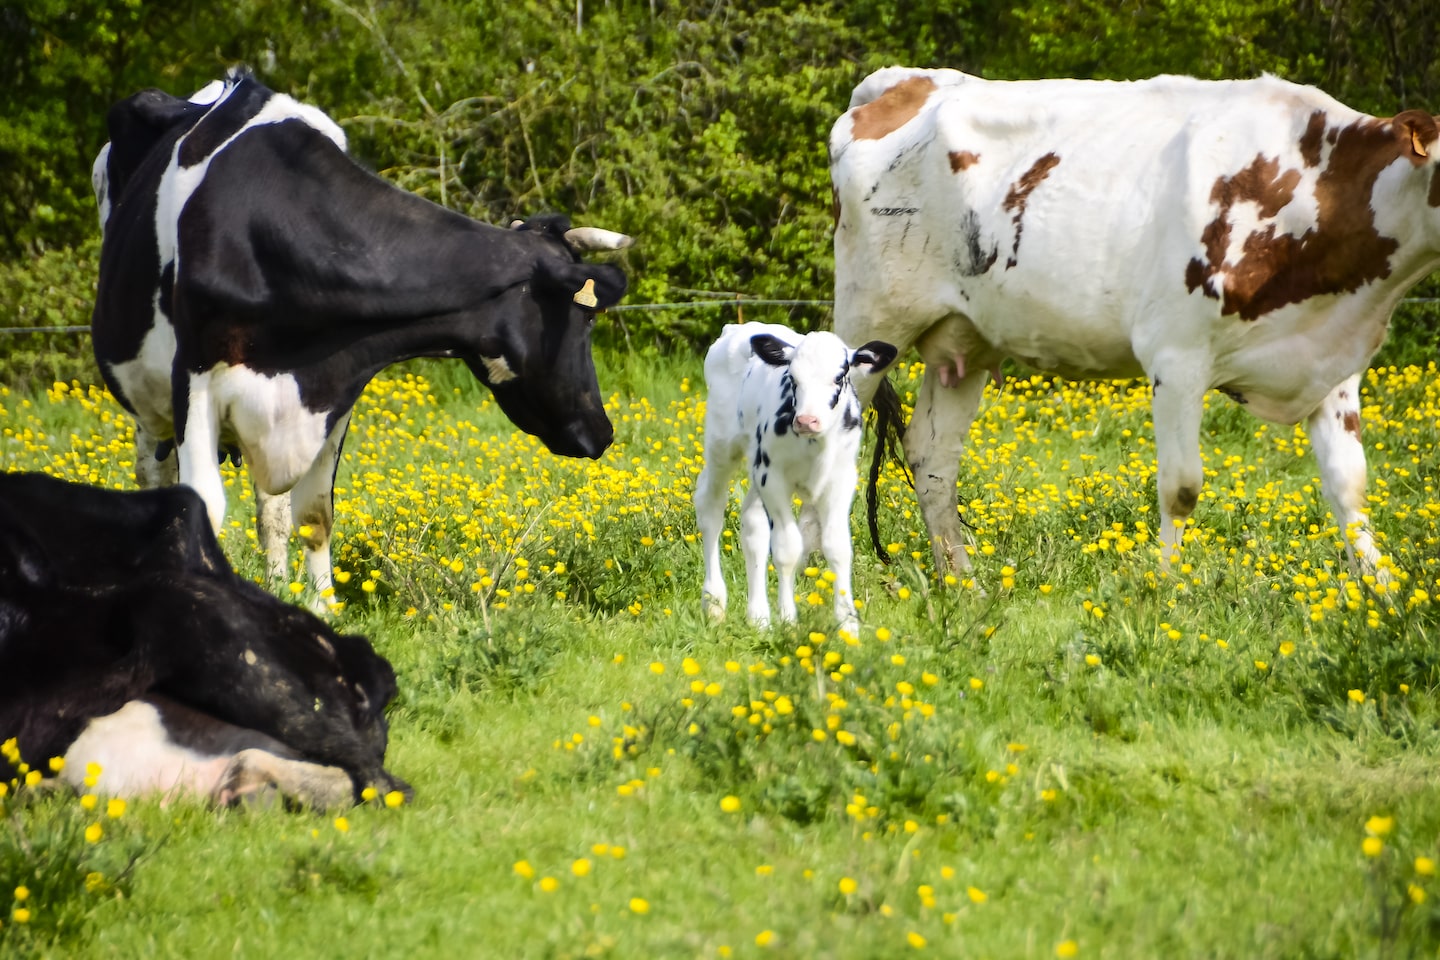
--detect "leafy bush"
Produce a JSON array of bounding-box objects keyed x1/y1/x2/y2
[{"x1": 0, "y1": 239, "x2": 100, "y2": 392}]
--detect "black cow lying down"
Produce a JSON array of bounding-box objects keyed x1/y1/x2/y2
[{"x1": 0, "y1": 472, "x2": 407, "y2": 808}]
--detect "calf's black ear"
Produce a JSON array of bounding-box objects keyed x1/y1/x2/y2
[
  {"x1": 852, "y1": 340, "x2": 898, "y2": 373},
  {"x1": 750, "y1": 334, "x2": 793, "y2": 367}
]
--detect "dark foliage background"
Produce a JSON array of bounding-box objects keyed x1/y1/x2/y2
[{"x1": 1, "y1": 0, "x2": 1436, "y2": 386}]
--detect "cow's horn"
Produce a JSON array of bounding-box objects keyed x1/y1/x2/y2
[
  {"x1": 564, "y1": 227, "x2": 634, "y2": 251},
  {"x1": 1412, "y1": 128, "x2": 1429, "y2": 159},
  {"x1": 573, "y1": 278, "x2": 598, "y2": 308},
  {"x1": 510, "y1": 219, "x2": 525, "y2": 229}
]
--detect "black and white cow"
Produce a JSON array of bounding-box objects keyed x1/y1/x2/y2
[
  {"x1": 0, "y1": 472, "x2": 406, "y2": 808},
  {"x1": 92, "y1": 68, "x2": 630, "y2": 602},
  {"x1": 695, "y1": 324, "x2": 896, "y2": 634}
]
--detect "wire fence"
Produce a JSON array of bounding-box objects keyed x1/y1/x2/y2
[{"x1": 3, "y1": 296, "x2": 1438, "y2": 337}]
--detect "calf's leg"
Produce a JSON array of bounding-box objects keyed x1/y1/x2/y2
[
  {"x1": 760, "y1": 485, "x2": 804, "y2": 625},
  {"x1": 816, "y1": 477, "x2": 861, "y2": 636},
  {"x1": 739, "y1": 488, "x2": 773, "y2": 627},
  {"x1": 694, "y1": 439, "x2": 742, "y2": 621}
]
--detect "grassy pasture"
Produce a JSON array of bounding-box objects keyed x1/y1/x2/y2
[{"x1": 2, "y1": 348, "x2": 1440, "y2": 958}]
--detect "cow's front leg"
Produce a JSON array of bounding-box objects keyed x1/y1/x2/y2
[
  {"x1": 287, "y1": 412, "x2": 351, "y2": 612},
  {"x1": 1149, "y1": 358, "x2": 1209, "y2": 569},
  {"x1": 906, "y1": 364, "x2": 988, "y2": 576},
  {"x1": 174, "y1": 370, "x2": 228, "y2": 532},
  {"x1": 1306, "y1": 373, "x2": 1384, "y2": 579},
  {"x1": 739, "y1": 488, "x2": 773, "y2": 627},
  {"x1": 213, "y1": 749, "x2": 353, "y2": 811}
]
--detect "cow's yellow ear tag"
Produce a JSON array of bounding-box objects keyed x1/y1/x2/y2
[{"x1": 573, "y1": 278, "x2": 598, "y2": 308}]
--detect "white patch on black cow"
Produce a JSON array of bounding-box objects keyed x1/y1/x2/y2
[
  {"x1": 480, "y1": 354, "x2": 518, "y2": 385},
  {"x1": 695, "y1": 323, "x2": 896, "y2": 635},
  {"x1": 61, "y1": 699, "x2": 352, "y2": 809}
]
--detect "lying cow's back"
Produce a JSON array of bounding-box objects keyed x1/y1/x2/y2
[{"x1": 0, "y1": 471, "x2": 228, "y2": 586}]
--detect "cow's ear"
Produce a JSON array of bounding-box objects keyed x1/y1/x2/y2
[
  {"x1": 851, "y1": 340, "x2": 898, "y2": 374},
  {"x1": 536, "y1": 259, "x2": 627, "y2": 311},
  {"x1": 1395, "y1": 110, "x2": 1438, "y2": 163},
  {"x1": 750, "y1": 334, "x2": 794, "y2": 367},
  {"x1": 513, "y1": 213, "x2": 574, "y2": 240}
]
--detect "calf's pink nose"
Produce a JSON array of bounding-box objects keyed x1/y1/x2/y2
[{"x1": 794, "y1": 414, "x2": 821, "y2": 434}]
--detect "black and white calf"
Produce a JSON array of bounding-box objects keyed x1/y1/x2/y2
[
  {"x1": 91, "y1": 69, "x2": 630, "y2": 603},
  {"x1": 695, "y1": 324, "x2": 897, "y2": 634},
  {"x1": 0, "y1": 472, "x2": 406, "y2": 808}
]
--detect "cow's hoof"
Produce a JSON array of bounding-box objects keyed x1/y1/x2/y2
[{"x1": 702, "y1": 593, "x2": 726, "y2": 622}]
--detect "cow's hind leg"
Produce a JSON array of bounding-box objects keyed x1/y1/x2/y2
[
  {"x1": 174, "y1": 370, "x2": 229, "y2": 531},
  {"x1": 906, "y1": 365, "x2": 988, "y2": 576},
  {"x1": 1306, "y1": 374, "x2": 1384, "y2": 578},
  {"x1": 256, "y1": 489, "x2": 292, "y2": 583},
  {"x1": 133, "y1": 420, "x2": 178, "y2": 488},
  {"x1": 285, "y1": 413, "x2": 351, "y2": 613},
  {"x1": 1150, "y1": 358, "x2": 1209, "y2": 568},
  {"x1": 694, "y1": 439, "x2": 742, "y2": 621}
]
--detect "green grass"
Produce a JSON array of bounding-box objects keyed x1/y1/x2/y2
[{"x1": 3, "y1": 351, "x2": 1440, "y2": 959}]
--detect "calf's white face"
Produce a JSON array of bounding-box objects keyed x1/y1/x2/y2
[{"x1": 750, "y1": 331, "x2": 864, "y2": 438}]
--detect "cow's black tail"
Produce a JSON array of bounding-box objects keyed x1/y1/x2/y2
[{"x1": 866, "y1": 377, "x2": 911, "y2": 564}]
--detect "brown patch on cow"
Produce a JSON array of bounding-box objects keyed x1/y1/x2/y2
[
  {"x1": 1171, "y1": 486, "x2": 1199, "y2": 515},
  {"x1": 1300, "y1": 111, "x2": 1327, "y2": 167},
  {"x1": 949, "y1": 150, "x2": 980, "y2": 172},
  {"x1": 1342, "y1": 410, "x2": 1362, "y2": 439},
  {"x1": 849, "y1": 76, "x2": 937, "y2": 141},
  {"x1": 1430, "y1": 165, "x2": 1440, "y2": 208},
  {"x1": 1186, "y1": 154, "x2": 1302, "y2": 306},
  {"x1": 1001, "y1": 152, "x2": 1061, "y2": 269},
  {"x1": 831, "y1": 185, "x2": 841, "y2": 229},
  {"x1": 1186, "y1": 115, "x2": 1413, "y2": 320}
]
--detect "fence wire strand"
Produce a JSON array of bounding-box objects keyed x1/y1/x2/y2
[{"x1": 2, "y1": 297, "x2": 1438, "y2": 336}]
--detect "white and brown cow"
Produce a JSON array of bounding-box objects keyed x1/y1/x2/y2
[
  {"x1": 831, "y1": 67, "x2": 1440, "y2": 576},
  {"x1": 92, "y1": 68, "x2": 630, "y2": 605},
  {"x1": 695, "y1": 323, "x2": 896, "y2": 634}
]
